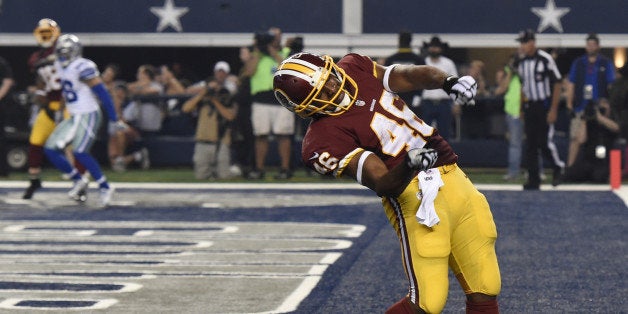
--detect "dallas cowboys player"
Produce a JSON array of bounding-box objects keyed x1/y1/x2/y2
[{"x1": 44, "y1": 34, "x2": 125, "y2": 207}]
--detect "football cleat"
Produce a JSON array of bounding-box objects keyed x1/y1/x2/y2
[
  {"x1": 99, "y1": 186, "x2": 115, "y2": 208},
  {"x1": 68, "y1": 178, "x2": 89, "y2": 202},
  {"x1": 22, "y1": 179, "x2": 42, "y2": 200}
]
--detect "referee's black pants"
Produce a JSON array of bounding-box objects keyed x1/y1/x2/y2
[
  {"x1": 523, "y1": 100, "x2": 563, "y2": 185},
  {"x1": 0, "y1": 106, "x2": 8, "y2": 176}
]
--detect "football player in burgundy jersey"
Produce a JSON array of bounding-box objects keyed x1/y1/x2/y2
[
  {"x1": 23, "y1": 18, "x2": 87, "y2": 201},
  {"x1": 23, "y1": 18, "x2": 63, "y2": 199},
  {"x1": 274, "y1": 53, "x2": 501, "y2": 313}
]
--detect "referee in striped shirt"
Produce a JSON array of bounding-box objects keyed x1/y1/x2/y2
[{"x1": 516, "y1": 29, "x2": 565, "y2": 190}]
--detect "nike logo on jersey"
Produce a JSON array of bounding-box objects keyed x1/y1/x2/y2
[
  {"x1": 355, "y1": 100, "x2": 366, "y2": 106},
  {"x1": 308, "y1": 152, "x2": 320, "y2": 161}
]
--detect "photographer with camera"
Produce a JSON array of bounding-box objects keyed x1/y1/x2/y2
[
  {"x1": 182, "y1": 61, "x2": 237, "y2": 180},
  {"x1": 241, "y1": 27, "x2": 294, "y2": 180},
  {"x1": 565, "y1": 33, "x2": 616, "y2": 167},
  {"x1": 564, "y1": 97, "x2": 619, "y2": 183},
  {"x1": 0, "y1": 55, "x2": 15, "y2": 177}
]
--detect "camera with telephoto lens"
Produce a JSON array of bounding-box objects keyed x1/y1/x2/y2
[
  {"x1": 583, "y1": 100, "x2": 598, "y2": 120},
  {"x1": 205, "y1": 84, "x2": 216, "y2": 96},
  {"x1": 583, "y1": 99, "x2": 609, "y2": 121},
  {"x1": 254, "y1": 31, "x2": 275, "y2": 54}
]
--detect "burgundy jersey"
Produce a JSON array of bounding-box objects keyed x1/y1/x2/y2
[
  {"x1": 28, "y1": 47, "x2": 62, "y2": 102},
  {"x1": 301, "y1": 54, "x2": 457, "y2": 176}
]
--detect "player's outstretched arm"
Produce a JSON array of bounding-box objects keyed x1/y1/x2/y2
[
  {"x1": 377, "y1": 63, "x2": 477, "y2": 105},
  {"x1": 86, "y1": 76, "x2": 119, "y2": 122},
  {"x1": 343, "y1": 150, "x2": 433, "y2": 198},
  {"x1": 377, "y1": 63, "x2": 448, "y2": 93}
]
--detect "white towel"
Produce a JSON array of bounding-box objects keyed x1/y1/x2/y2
[{"x1": 416, "y1": 168, "x2": 444, "y2": 227}]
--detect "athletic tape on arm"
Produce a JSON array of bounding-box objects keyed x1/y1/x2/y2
[{"x1": 383, "y1": 65, "x2": 397, "y2": 93}]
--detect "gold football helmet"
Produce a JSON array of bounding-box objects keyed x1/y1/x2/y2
[
  {"x1": 33, "y1": 18, "x2": 61, "y2": 48},
  {"x1": 273, "y1": 53, "x2": 358, "y2": 118}
]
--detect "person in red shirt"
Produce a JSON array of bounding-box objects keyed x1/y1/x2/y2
[{"x1": 273, "y1": 53, "x2": 501, "y2": 313}]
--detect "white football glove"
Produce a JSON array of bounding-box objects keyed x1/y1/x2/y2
[
  {"x1": 443, "y1": 75, "x2": 477, "y2": 106},
  {"x1": 108, "y1": 120, "x2": 129, "y2": 135},
  {"x1": 406, "y1": 148, "x2": 438, "y2": 172}
]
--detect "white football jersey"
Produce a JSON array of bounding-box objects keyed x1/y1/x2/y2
[{"x1": 55, "y1": 57, "x2": 101, "y2": 115}]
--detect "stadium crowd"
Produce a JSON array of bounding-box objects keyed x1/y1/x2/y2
[{"x1": 1, "y1": 24, "x2": 626, "y2": 189}]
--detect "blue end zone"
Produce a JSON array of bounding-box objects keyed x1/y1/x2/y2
[
  {"x1": 302, "y1": 190, "x2": 627, "y2": 313},
  {"x1": 0, "y1": 187, "x2": 625, "y2": 312}
]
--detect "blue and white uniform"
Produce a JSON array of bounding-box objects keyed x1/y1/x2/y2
[
  {"x1": 46, "y1": 58, "x2": 103, "y2": 152},
  {"x1": 43, "y1": 42, "x2": 119, "y2": 206}
]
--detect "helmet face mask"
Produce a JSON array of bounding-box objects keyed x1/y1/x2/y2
[
  {"x1": 55, "y1": 34, "x2": 82, "y2": 67},
  {"x1": 273, "y1": 53, "x2": 358, "y2": 118},
  {"x1": 33, "y1": 18, "x2": 61, "y2": 48}
]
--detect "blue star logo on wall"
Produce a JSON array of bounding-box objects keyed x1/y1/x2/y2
[
  {"x1": 150, "y1": 0, "x2": 189, "y2": 32},
  {"x1": 531, "y1": 0, "x2": 570, "y2": 33}
]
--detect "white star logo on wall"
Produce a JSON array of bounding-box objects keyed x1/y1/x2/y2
[
  {"x1": 531, "y1": 0, "x2": 570, "y2": 33},
  {"x1": 150, "y1": 0, "x2": 189, "y2": 32}
]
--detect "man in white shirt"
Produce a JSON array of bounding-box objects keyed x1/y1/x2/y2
[{"x1": 421, "y1": 36, "x2": 459, "y2": 140}]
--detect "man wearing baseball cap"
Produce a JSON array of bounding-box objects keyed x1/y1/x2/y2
[
  {"x1": 516, "y1": 29, "x2": 536, "y2": 43},
  {"x1": 516, "y1": 29, "x2": 566, "y2": 190},
  {"x1": 564, "y1": 33, "x2": 616, "y2": 167}
]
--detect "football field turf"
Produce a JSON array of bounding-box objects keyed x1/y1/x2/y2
[{"x1": 0, "y1": 181, "x2": 625, "y2": 313}]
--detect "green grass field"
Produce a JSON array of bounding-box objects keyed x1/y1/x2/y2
[{"x1": 1, "y1": 166, "x2": 530, "y2": 185}]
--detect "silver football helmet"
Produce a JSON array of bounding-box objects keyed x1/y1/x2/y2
[{"x1": 55, "y1": 34, "x2": 82, "y2": 67}]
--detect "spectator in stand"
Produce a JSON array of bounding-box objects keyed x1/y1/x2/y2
[
  {"x1": 126, "y1": 64, "x2": 165, "y2": 136},
  {"x1": 186, "y1": 62, "x2": 238, "y2": 96},
  {"x1": 494, "y1": 53, "x2": 523, "y2": 181},
  {"x1": 169, "y1": 61, "x2": 196, "y2": 88},
  {"x1": 108, "y1": 83, "x2": 150, "y2": 172},
  {"x1": 565, "y1": 33, "x2": 616, "y2": 167},
  {"x1": 158, "y1": 64, "x2": 187, "y2": 117},
  {"x1": 467, "y1": 60, "x2": 489, "y2": 97},
  {"x1": 563, "y1": 98, "x2": 619, "y2": 182},
  {"x1": 230, "y1": 46, "x2": 256, "y2": 177},
  {"x1": 242, "y1": 27, "x2": 293, "y2": 179},
  {"x1": 610, "y1": 65, "x2": 628, "y2": 176},
  {"x1": 384, "y1": 30, "x2": 425, "y2": 115},
  {"x1": 420, "y1": 36, "x2": 459, "y2": 140},
  {"x1": 285, "y1": 36, "x2": 304, "y2": 56},
  {"x1": 0, "y1": 55, "x2": 15, "y2": 177},
  {"x1": 101, "y1": 63, "x2": 121, "y2": 93},
  {"x1": 158, "y1": 64, "x2": 186, "y2": 95},
  {"x1": 182, "y1": 61, "x2": 237, "y2": 180}
]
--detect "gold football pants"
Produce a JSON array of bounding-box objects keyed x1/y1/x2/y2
[
  {"x1": 383, "y1": 164, "x2": 501, "y2": 313},
  {"x1": 28, "y1": 101, "x2": 67, "y2": 146}
]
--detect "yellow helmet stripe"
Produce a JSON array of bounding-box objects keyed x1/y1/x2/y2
[{"x1": 281, "y1": 63, "x2": 316, "y2": 75}]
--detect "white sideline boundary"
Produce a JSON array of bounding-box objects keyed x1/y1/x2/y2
[
  {"x1": 2, "y1": 181, "x2": 627, "y2": 207},
  {"x1": 0, "y1": 180, "x2": 621, "y2": 192}
]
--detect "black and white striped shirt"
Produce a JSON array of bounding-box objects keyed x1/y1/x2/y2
[{"x1": 517, "y1": 49, "x2": 562, "y2": 102}]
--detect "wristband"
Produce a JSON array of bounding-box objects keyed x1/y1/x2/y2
[
  {"x1": 442, "y1": 75, "x2": 458, "y2": 94},
  {"x1": 356, "y1": 151, "x2": 373, "y2": 185}
]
